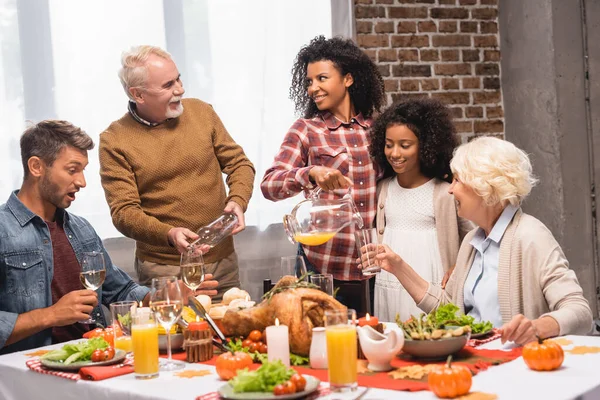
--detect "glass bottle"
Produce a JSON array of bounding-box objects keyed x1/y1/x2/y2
[{"x1": 189, "y1": 212, "x2": 238, "y2": 250}]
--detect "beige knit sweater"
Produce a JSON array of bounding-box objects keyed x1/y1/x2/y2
[
  {"x1": 376, "y1": 177, "x2": 474, "y2": 272},
  {"x1": 418, "y1": 209, "x2": 593, "y2": 336},
  {"x1": 99, "y1": 98, "x2": 255, "y2": 265}
]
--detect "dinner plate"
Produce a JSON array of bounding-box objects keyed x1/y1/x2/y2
[
  {"x1": 40, "y1": 349, "x2": 127, "y2": 371},
  {"x1": 218, "y1": 375, "x2": 320, "y2": 399}
]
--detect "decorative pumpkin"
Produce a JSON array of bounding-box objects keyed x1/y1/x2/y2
[
  {"x1": 428, "y1": 356, "x2": 472, "y2": 398},
  {"x1": 215, "y1": 351, "x2": 253, "y2": 380},
  {"x1": 522, "y1": 337, "x2": 564, "y2": 371}
]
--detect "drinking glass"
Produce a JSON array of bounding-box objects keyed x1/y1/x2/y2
[
  {"x1": 110, "y1": 301, "x2": 136, "y2": 353},
  {"x1": 355, "y1": 228, "x2": 381, "y2": 276},
  {"x1": 180, "y1": 247, "x2": 205, "y2": 292},
  {"x1": 79, "y1": 251, "x2": 106, "y2": 324},
  {"x1": 310, "y1": 274, "x2": 334, "y2": 296},
  {"x1": 132, "y1": 310, "x2": 159, "y2": 379},
  {"x1": 150, "y1": 276, "x2": 185, "y2": 371},
  {"x1": 324, "y1": 309, "x2": 358, "y2": 392},
  {"x1": 279, "y1": 255, "x2": 308, "y2": 281}
]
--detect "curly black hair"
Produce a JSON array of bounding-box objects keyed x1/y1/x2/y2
[
  {"x1": 289, "y1": 35, "x2": 385, "y2": 119},
  {"x1": 369, "y1": 98, "x2": 458, "y2": 182}
]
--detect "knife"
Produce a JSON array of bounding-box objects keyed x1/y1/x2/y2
[{"x1": 188, "y1": 295, "x2": 227, "y2": 342}]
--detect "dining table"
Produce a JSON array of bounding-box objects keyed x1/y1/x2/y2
[{"x1": 1, "y1": 334, "x2": 599, "y2": 400}]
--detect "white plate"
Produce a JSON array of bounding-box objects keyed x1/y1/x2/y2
[
  {"x1": 40, "y1": 349, "x2": 127, "y2": 371},
  {"x1": 218, "y1": 375, "x2": 320, "y2": 400}
]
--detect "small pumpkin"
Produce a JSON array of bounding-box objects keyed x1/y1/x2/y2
[
  {"x1": 215, "y1": 351, "x2": 253, "y2": 380},
  {"x1": 428, "y1": 356, "x2": 472, "y2": 398},
  {"x1": 522, "y1": 337, "x2": 564, "y2": 371}
]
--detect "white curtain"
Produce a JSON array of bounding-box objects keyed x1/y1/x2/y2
[{"x1": 0, "y1": 0, "x2": 343, "y2": 239}]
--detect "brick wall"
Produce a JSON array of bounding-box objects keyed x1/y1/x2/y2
[{"x1": 354, "y1": 0, "x2": 504, "y2": 141}]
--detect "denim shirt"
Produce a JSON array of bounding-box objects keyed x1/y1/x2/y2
[{"x1": 0, "y1": 191, "x2": 149, "y2": 354}]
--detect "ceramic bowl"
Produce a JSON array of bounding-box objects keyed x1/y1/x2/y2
[
  {"x1": 400, "y1": 333, "x2": 470, "y2": 360},
  {"x1": 158, "y1": 333, "x2": 184, "y2": 352}
]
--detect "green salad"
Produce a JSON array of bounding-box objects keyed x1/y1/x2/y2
[
  {"x1": 396, "y1": 303, "x2": 493, "y2": 335},
  {"x1": 227, "y1": 338, "x2": 309, "y2": 366},
  {"x1": 431, "y1": 303, "x2": 493, "y2": 334},
  {"x1": 229, "y1": 360, "x2": 295, "y2": 393},
  {"x1": 41, "y1": 337, "x2": 110, "y2": 365}
]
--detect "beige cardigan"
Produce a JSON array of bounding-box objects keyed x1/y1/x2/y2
[
  {"x1": 418, "y1": 209, "x2": 593, "y2": 336},
  {"x1": 376, "y1": 177, "x2": 474, "y2": 272}
]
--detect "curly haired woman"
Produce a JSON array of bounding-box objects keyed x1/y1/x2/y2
[
  {"x1": 369, "y1": 98, "x2": 473, "y2": 322},
  {"x1": 261, "y1": 35, "x2": 385, "y2": 315},
  {"x1": 365, "y1": 137, "x2": 593, "y2": 344}
]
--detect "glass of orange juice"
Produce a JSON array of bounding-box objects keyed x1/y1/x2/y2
[
  {"x1": 325, "y1": 309, "x2": 358, "y2": 392},
  {"x1": 132, "y1": 310, "x2": 159, "y2": 379},
  {"x1": 110, "y1": 301, "x2": 136, "y2": 353}
]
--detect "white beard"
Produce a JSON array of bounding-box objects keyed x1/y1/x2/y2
[{"x1": 166, "y1": 101, "x2": 184, "y2": 119}]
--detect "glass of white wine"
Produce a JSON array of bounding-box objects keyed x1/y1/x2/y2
[
  {"x1": 149, "y1": 276, "x2": 185, "y2": 371},
  {"x1": 180, "y1": 247, "x2": 205, "y2": 293},
  {"x1": 79, "y1": 251, "x2": 106, "y2": 324}
]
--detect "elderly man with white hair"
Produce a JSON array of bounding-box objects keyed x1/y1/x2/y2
[
  {"x1": 360, "y1": 136, "x2": 593, "y2": 345},
  {"x1": 99, "y1": 45, "x2": 255, "y2": 301}
]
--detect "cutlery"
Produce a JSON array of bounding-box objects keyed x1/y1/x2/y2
[{"x1": 187, "y1": 295, "x2": 227, "y2": 342}]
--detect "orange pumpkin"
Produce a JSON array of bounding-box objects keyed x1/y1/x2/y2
[
  {"x1": 215, "y1": 351, "x2": 253, "y2": 380},
  {"x1": 428, "y1": 356, "x2": 472, "y2": 398},
  {"x1": 522, "y1": 337, "x2": 564, "y2": 371}
]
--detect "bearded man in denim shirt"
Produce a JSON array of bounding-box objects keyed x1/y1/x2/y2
[{"x1": 0, "y1": 121, "x2": 218, "y2": 354}]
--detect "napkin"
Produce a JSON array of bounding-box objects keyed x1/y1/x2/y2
[
  {"x1": 468, "y1": 329, "x2": 502, "y2": 348},
  {"x1": 26, "y1": 358, "x2": 81, "y2": 381},
  {"x1": 79, "y1": 363, "x2": 134, "y2": 381}
]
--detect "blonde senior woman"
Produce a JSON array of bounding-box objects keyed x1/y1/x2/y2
[{"x1": 364, "y1": 137, "x2": 593, "y2": 345}]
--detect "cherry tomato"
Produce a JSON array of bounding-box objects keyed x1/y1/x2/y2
[
  {"x1": 242, "y1": 339, "x2": 254, "y2": 349},
  {"x1": 91, "y1": 349, "x2": 104, "y2": 362},
  {"x1": 273, "y1": 384, "x2": 286, "y2": 396},
  {"x1": 282, "y1": 380, "x2": 297, "y2": 394},
  {"x1": 258, "y1": 342, "x2": 268, "y2": 354},
  {"x1": 248, "y1": 330, "x2": 262, "y2": 342},
  {"x1": 261, "y1": 329, "x2": 267, "y2": 344},
  {"x1": 248, "y1": 342, "x2": 260, "y2": 353},
  {"x1": 103, "y1": 346, "x2": 115, "y2": 360},
  {"x1": 290, "y1": 374, "x2": 306, "y2": 392}
]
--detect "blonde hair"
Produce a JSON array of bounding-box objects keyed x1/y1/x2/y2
[
  {"x1": 118, "y1": 45, "x2": 172, "y2": 101},
  {"x1": 450, "y1": 136, "x2": 538, "y2": 207}
]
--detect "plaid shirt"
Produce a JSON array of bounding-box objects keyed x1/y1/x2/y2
[{"x1": 261, "y1": 111, "x2": 380, "y2": 281}]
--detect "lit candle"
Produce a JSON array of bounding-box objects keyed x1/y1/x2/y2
[
  {"x1": 188, "y1": 316, "x2": 209, "y2": 331},
  {"x1": 266, "y1": 318, "x2": 290, "y2": 367},
  {"x1": 137, "y1": 301, "x2": 152, "y2": 323},
  {"x1": 358, "y1": 313, "x2": 379, "y2": 327}
]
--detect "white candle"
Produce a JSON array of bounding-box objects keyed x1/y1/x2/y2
[
  {"x1": 266, "y1": 318, "x2": 290, "y2": 367},
  {"x1": 136, "y1": 302, "x2": 152, "y2": 323}
]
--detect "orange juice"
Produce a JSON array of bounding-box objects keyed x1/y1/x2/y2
[
  {"x1": 326, "y1": 325, "x2": 357, "y2": 388},
  {"x1": 132, "y1": 323, "x2": 159, "y2": 379},
  {"x1": 114, "y1": 336, "x2": 133, "y2": 353},
  {"x1": 294, "y1": 231, "x2": 337, "y2": 246}
]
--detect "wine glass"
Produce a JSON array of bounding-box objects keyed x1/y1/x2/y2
[
  {"x1": 79, "y1": 251, "x2": 106, "y2": 324},
  {"x1": 149, "y1": 276, "x2": 185, "y2": 371},
  {"x1": 180, "y1": 247, "x2": 205, "y2": 293}
]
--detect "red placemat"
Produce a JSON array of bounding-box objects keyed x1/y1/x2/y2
[{"x1": 192, "y1": 346, "x2": 522, "y2": 392}]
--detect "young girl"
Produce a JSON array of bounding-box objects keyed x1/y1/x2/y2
[
  {"x1": 261, "y1": 35, "x2": 385, "y2": 315},
  {"x1": 369, "y1": 98, "x2": 473, "y2": 322}
]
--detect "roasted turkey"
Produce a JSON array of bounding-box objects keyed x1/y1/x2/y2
[{"x1": 220, "y1": 276, "x2": 347, "y2": 356}]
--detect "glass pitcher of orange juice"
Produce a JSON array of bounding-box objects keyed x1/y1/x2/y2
[{"x1": 283, "y1": 187, "x2": 363, "y2": 246}]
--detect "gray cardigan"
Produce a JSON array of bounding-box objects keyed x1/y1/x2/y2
[
  {"x1": 376, "y1": 177, "x2": 474, "y2": 272},
  {"x1": 418, "y1": 209, "x2": 593, "y2": 336}
]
